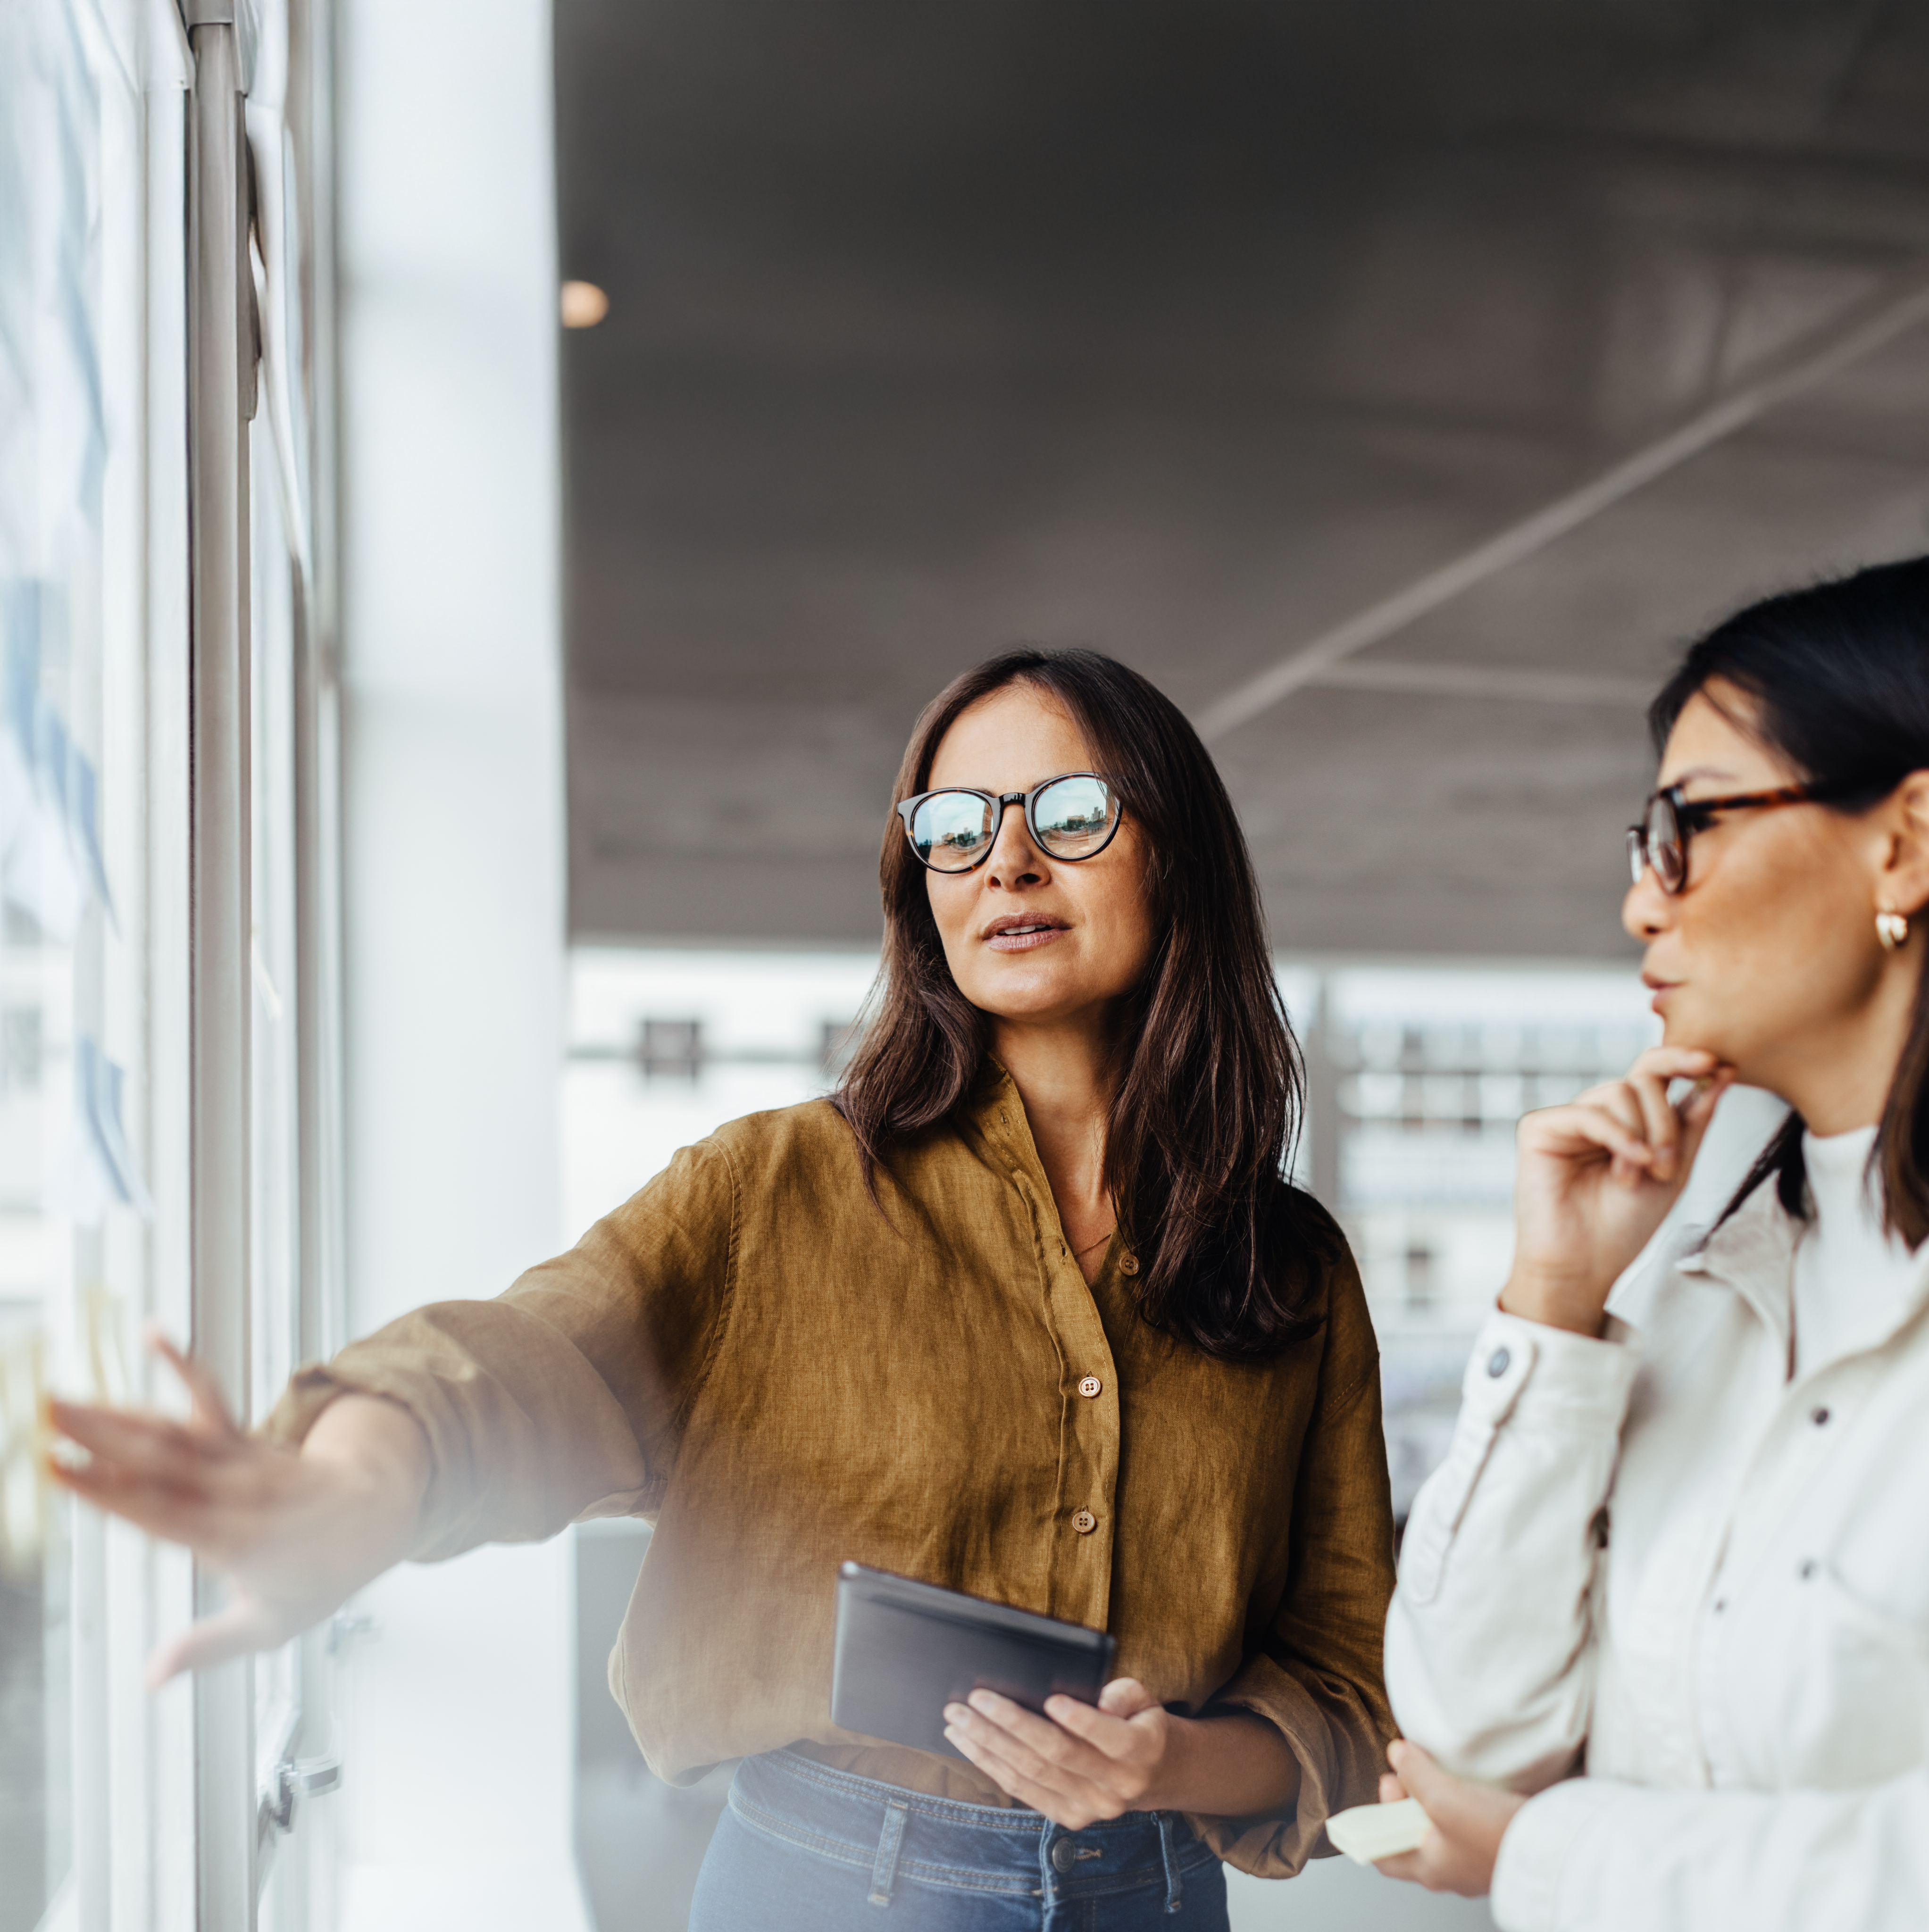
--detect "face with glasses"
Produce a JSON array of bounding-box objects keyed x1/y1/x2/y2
[
  {"x1": 1624, "y1": 678, "x2": 1929, "y2": 1101},
  {"x1": 911, "y1": 684, "x2": 1157, "y2": 1035}
]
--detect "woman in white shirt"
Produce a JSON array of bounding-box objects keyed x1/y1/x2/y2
[{"x1": 1373, "y1": 556, "x2": 1929, "y2": 1931}]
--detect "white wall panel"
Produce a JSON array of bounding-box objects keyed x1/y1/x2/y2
[{"x1": 334, "y1": 0, "x2": 584, "y2": 1922}]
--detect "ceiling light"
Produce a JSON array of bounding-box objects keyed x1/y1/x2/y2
[{"x1": 560, "y1": 280, "x2": 610, "y2": 328}]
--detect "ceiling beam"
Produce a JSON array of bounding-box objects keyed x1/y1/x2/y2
[
  {"x1": 1193, "y1": 264, "x2": 1929, "y2": 743},
  {"x1": 1304, "y1": 661, "x2": 1653, "y2": 706}
]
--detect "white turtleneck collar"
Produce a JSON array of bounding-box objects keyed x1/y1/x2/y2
[{"x1": 1792, "y1": 1124, "x2": 1920, "y2": 1376}]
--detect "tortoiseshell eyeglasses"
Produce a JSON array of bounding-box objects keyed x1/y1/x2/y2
[{"x1": 1627, "y1": 782, "x2": 1839, "y2": 894}]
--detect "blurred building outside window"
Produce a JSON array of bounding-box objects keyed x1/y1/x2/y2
[
  {"x1": 1311, "y1": 966, "x2": 1658, "y2": 1526},
  {"x1": 563, "y1": 952, "x2": 1693, "y2": 1542}
]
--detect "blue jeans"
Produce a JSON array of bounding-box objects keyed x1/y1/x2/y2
[{"x1": 688, "y1": 1749, "x2": 1229, "y2": 1930}]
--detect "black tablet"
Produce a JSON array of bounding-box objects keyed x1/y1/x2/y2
[{"x1": 830, "y1": 1562, "x2": 1117, "y2": 1759}]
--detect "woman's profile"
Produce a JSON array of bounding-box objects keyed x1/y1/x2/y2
[
  {"x1": 54, "y1": 648, "x2": 1396, "y2": 1927},
  {"x1": 1372, "y1": 556, "x2": 1929, "y2": 1931}
]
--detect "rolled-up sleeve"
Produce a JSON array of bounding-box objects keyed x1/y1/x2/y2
[
  {"x1": 261, "y1": 1139, "x2": 739, "y2": 1559},
  {"x1": 1198, "y1": 1262, "x2": 1400, "y2": 1876},
  {"x1": 1384, "y1": 1307, "x2": 1641, "y2": 1789}
]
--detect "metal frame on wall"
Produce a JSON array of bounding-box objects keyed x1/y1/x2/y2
[
  {"x1": 183, "y1": 4, "x2": 255, "y2": 1919},
  {"x1": 181, "y1": 0, "x2": 345, "y2": 1922}
]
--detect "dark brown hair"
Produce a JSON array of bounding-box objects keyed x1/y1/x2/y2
[
  {"x1": 1649, "y1": 557, "x2": 1929, "y2": 1246},
  {"x1": 834, "y1": 647, "x2": 1336, "y2": 1359}
]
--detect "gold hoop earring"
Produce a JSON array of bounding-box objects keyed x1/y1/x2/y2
[{"x1": 1878, "y1": 908, "x2": 1910, "y2": 951}]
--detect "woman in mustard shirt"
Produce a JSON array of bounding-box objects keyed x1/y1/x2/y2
[{"x1": 54, "y1": 648, "x2": 1396, "y2": 1928}]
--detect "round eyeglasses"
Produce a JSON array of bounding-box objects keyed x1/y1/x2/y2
[
  {"x1": 1627, "y1": 781, "x2": 1831, "y2": 894},
  {"x1": 895, "y1": 772, "x2": 1123, "y2": 874}
]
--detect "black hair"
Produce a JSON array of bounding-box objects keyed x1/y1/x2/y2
[{"x1": 1648, "y1": 557, "x2": 1929, "y2": 1243}]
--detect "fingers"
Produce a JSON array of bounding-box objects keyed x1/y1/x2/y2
[
  {"x1": 147, "y1": 1597, "x2": 293, "y2": 1688},
  {"x1": 44, "y1": 1327, "x2": 242, "y2": 1493},
  {"x1": 48, "y1": 1399, "x2": 218, "y2": 1492},
  {"x1": 946, "y1": 1721, "x2": 1052, "y2": 1798},
  {"x1": 1046, "y1": 1688, "x2": 1143, "y2": 1756},
  {"x1": 1627, "y1": 1045, "x2": 1719, "y2": 1082},
  {"x1": 1376, "y1": 1740, "x2": 1525, "y2": 1897},
  {"x1": 50, "y1": 1457, "x2": 220, "y2": 1545},
  {"x1": 1386, "y1": 1738, "x2": 1448, "y2": 1803},
  {"x1": 1533, "y1": 1099, "x2": 1662, "y2": 1178},
  {"x1": 49, "y1": 1396, "x2": 316, "y2": 1574},
  {"x1": 1371, "y1": 1743, "x2": 1457, "y2": 1890},
  {"x1": 947, "y1": 1741, "x2": 1069, "y2": 1823},
  {"x1": 1534, "y1": 1047, "x2": 1724, "y2": 1168},
  {"x1": 1627, "y1": 1045, "x2": 1718, "y2": 1081},
  {"x1": 943, "y1": 1709, "x2": 1088, "y2": 1820},
  {"x1": 941, "y1": 1683, "x2": 1171, "y2": 1831},
  {"x1": 1622, "y1": 1067, "x2": 1683, "y2": 1181},
  {"x1": 1622, "y1": 1049, "x2": 1731, "y2": 1184},
  {"x1": 1589, "y1": 1090, "x2": 1657, "y2": 1186},
  {"x1": 946, "y1": 1690, "x2": 1115, "y2": 1796},
  {"x1": 1374, "y1": 1849, "x2": 1428, "y2": 1884},
  {"x1": 1676, "y1": 1066, "x2": 1737, "y2": 1161},
  {"x1": 148, "y1": 1329, "x2": 242, "y2": 1441},
  {"x1": 1580, "y1": 1081, "x2": 1647, "y2": 1139},
  {"x1": 1094, "y1": 1675, "x2": 1160, "y2": 1720},
  {"x1": 1386, "y1": 1740, "x2": 1503, "y2": 1845}
]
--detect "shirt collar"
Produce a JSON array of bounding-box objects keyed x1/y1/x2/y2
[
  {"x1": 963, "y1": 1058, "x2": 1044, "y2": 1175},
  {"x1": 1679, "y1": 1178, "x2": 1929, "y2": 1362}
]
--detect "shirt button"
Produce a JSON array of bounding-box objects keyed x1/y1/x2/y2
[
  {"x1": 1072, "y1": 1508, "x2": 1097, "y2": 1534},
  {"x1": 1119, "y1": 1254, "x2": 1139, "y2": 1276},
  {"x1": 1486, "y1": 1347, "x2": 1511, "y2": 1378},
  {"x1": 1077, "y1": 1375, "x2": 1102, "y2": 1399}
]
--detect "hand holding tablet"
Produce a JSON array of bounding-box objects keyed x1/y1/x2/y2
[
  {"x1": 829, "y1": 1563, "x2": 1309, "y2": 1832},
  {"x1": 830, "y1": 1562, "x2": 1115, "y2": 1757}
]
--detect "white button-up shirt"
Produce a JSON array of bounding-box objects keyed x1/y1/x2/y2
[{"x1": 1384, "y1": 1181, "x2": 1929, "y2": 1932}]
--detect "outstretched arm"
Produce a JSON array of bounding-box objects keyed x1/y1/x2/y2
[
  {"x1": 52, "y1": 1332, "x2": 430, "y2": 1682},
  {"x1": 49, "y1": 1135, "x2": 739, "y2": 1683}
]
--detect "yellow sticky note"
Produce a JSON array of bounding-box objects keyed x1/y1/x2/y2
[
  {"x1": 83, "y1": 1285, "x2": 131, "y2": 1406},
  {"x1": 0, "y1": 1329, "x2": 47, "y2": 1571}
]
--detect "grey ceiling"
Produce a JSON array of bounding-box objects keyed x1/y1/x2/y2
[{"x1": 555, "y1": 0, "x2": 1929, "y2": 958}]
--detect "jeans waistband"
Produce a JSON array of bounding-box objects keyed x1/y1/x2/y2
[{"x1": 728, "y1": 1748, "x2": 1214, "y2": 1912}]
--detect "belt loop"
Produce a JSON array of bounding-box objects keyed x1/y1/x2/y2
[
  {"x1": 868, "y1": 1799, "x2": 910, "y2": 1907},
  {"x1": 1155, "y1": 1811, "x2": 1184, "y2": 1914}
]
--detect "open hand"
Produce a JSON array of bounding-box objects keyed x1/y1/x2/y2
[
  {"x1": 1503, "y1": 1045, "x2": 1734, "y2": 1334},
  {"x1": 1372, "y1": 1739, "x2": 1526, "y2": 1897},
  {"x1": 49, "y1": 1332, "x2": 428, "y2": 1684}
]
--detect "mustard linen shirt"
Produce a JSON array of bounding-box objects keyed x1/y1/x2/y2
[{"x1": 267, "y1": 1068, "x2": 1396, "y2": 1876}]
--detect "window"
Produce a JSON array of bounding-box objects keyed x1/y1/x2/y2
[
  {"x1": 0, "y1": 3, "x2": 344, "y2": 1928},
  {"x1": 0, "y1": 3, "x2": 155, "y2": 1924}
]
